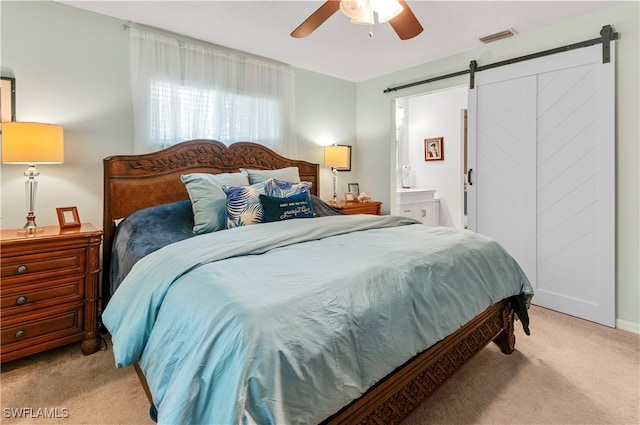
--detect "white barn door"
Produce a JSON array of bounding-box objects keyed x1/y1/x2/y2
[{"x1": 468, "y1": 43, "x2": 615, "y2": 327}]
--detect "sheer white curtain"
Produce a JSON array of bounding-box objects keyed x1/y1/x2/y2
[{"x1": 130, "y1": 26, "x2": 297, "y2": 156}]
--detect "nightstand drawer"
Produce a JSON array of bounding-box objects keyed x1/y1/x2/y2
[
  {"x1": 398, "y1": 204, "x2": 424, "y2": 220},
  {"x1": 1, "y1": 306, "x2": 82, "y2": 347},
  {"x1": 1, "y1": 248, "x2": 85, "y2": 280},
  {"x1": 1, "y1": 276, "x2": 84, "y2": 315}
]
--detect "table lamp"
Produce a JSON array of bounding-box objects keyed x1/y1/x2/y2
[
  {"x1": 2, "y1": 122, "x2": 64, "y2": 235},
  {"x1": 324, "y1": 145, "x2": 351, "y2": 204}
]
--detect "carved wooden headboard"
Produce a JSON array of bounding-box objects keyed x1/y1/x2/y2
[{"x1": 102, "y1": 140, "x2": 319, "y2": 308}]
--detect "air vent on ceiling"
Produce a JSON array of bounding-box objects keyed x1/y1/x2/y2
[{"x1": 479, "y1": 28, "x2": 518, "y2": 44}]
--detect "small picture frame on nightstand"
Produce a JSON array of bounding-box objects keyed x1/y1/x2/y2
[
  {"x1": 56, "y1": 206, "x2": 81, "y2": 229},
  {"x1": 344, "y1": 192, "x2": 355, "y2": 202},
  {"x1": 347, "y1": 183, "x2": 360, "y2": 198}
]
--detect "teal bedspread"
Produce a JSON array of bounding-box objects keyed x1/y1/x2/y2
[{"x1": 103, "y1": 215, "x2": 532, "y2": 425}]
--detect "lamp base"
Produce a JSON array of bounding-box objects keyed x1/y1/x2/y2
[
  {"x1": 331, "y1": 167, "x2": 339, "y2": 204},
  {"x1": 17, "y1": 215, "x2": 44, "y2": 236}
]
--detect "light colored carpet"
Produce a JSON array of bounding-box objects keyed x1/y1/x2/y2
[
  {"x1": 403, "y1": 306, "x2": 639, "y2": 425},
  {"x1": 1, "y1": 306, "x2": 638, "y2": 425}
]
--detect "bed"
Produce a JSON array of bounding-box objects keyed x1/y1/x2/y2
[{"x1": 101, "y1": 140, "x2": 532, "y2": 424}]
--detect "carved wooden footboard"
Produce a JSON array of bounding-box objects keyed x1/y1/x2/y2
[
  {"x1": 322, "y1": 297, "x2": 516, "y2": 424},
  {"x1": 132, "y1": 297, "x2": 516, "y2": 424}
]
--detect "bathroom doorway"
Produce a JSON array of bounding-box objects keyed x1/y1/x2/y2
[{"x1": 393, "y1": 86, "x2": 468, "y2": 228}]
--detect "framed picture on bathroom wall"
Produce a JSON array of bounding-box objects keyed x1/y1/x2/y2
[{"x1": 424, "y1": 137, "x2": 444, "y2": 161}]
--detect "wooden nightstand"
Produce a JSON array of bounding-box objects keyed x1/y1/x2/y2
[
  {"x1": 0, "y1": 224, "x2": 103, "y2": 363},
  {"x1": 332, "y1": 201, "x2": 382, "y2": 215}
]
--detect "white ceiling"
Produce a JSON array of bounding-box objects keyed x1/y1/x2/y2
[{"x1": 58, "y1": 1, "x2": 624, "y2": 82}]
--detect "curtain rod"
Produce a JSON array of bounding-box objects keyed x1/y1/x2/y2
[{"x1": 384, "y1": 25, "x2": 618, "y2": 94}]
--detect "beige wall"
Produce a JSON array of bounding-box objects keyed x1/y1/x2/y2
[
  {"x1": 294, "y1": 68, "x2": 356, "y2": 201},
  {"x1": 1, "y1": 0, "x2": 132, "y2": 231}
]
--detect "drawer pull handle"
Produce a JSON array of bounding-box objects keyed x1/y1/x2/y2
[
  {"x1": 17, "y1": 265, "x2": 28, "y2": 274},
  {"x1": 15, "y1": 330, "x2": 26, "y2": 339},
  {"x1": 404, "y1": 209, "x2": 411, "y2": 213},
  {"x1": 16, "y1": 296, "x2": 27, "y2": 305}
]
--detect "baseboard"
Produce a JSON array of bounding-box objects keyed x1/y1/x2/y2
[{"x1": 616, "y1": 318, "x2": 640, "y2": 334}]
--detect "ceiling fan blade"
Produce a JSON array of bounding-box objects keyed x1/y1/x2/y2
[
  {"x1": 291, "y1": 1, "x2": 341, "y2": 38},
  {"x1": 389, "y1": 0, "x2": 423, "y2": 40}
]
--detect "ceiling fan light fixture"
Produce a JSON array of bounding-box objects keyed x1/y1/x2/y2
[
  {"x1": 371, "y1": 0, "x2": 403, "y2": 23},
  {"x1": 339, "y1": 0, "x2": 403, "y2": 25},
  {"x1": 291, "y1": 0, "x2": 422, "y2": 40},
  {"x1": 340, "y1": 0, "x2": 374, "y2": 25}
]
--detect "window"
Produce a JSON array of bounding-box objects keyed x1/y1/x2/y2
[
  {"x1": 130, "y1": 26, "x2": 296, "y2": 156},
  {"x1": 149, "y1": 79, "x2": 282, "y2": 148}
]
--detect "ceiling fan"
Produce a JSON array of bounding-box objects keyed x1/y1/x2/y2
[{"x1": 291, "y1": 0, "x2": 423, "y2": 40}]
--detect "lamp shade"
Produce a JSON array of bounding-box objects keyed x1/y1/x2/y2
[
  {"x1": 324, "y1": 145, "x2": 351, "y2": 170},
  {"x1": 2, "y1": 122, "x2": 64, "y2": 164}
]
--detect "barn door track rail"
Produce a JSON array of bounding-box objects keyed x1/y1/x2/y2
[{"x1": 383, "y1": 25, "x2": 618, "y2": 93}]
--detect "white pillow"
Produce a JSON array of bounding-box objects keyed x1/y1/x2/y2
[{"x1": 241, "y1": 167, "x2": 300, "y2": 185}]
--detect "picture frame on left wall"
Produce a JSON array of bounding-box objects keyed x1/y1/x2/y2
[{"x1": 1, "y1": 76, "x2": 16, "y2": 133}]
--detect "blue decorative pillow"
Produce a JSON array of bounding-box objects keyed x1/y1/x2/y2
[
  {"x1": 222, "y1": 179, "x2": 274, "y2": 228},
  {"x1": 181, "y1": 171, "x2": 249, "y2": 234},
  {"x1": 271, "y1": 179, "x2": 313, "y2": 198},
  {"x1": 241, "y1": 167, "x2": 300, "y2": 185},
  {"x1": 259, "y1": 192, "x2": 315, "y2": 222}
]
